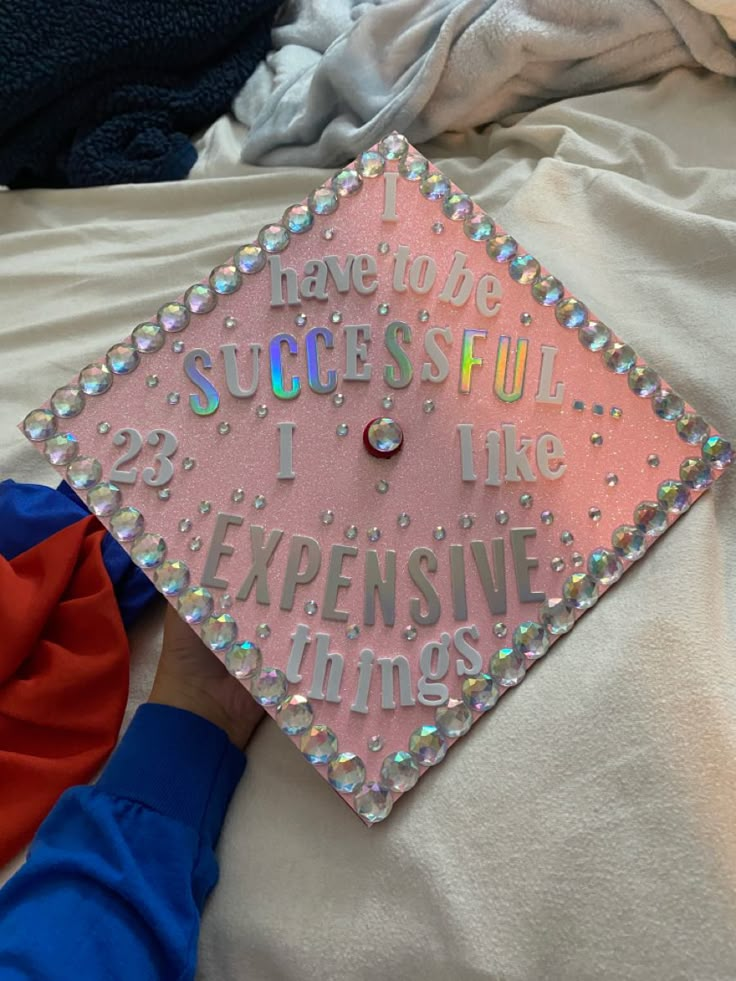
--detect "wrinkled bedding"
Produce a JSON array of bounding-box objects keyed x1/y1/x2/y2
[{"x1": 1, "y1": 67, "x2": 735, "y2": 980}]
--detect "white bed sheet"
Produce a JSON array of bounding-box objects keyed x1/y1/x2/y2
[{"x1": 1, "y1": 66, "x2": 735, "y2": 980}]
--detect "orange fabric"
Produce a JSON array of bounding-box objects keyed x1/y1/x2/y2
[{"x1": 0, "y1": 516, "x2": 129, "y2": 865}]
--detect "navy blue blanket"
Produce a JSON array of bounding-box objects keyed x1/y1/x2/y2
[{"x1": 0, "y1": 0, "x2": 281, "y2": 189}]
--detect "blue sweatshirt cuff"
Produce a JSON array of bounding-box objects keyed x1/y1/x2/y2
[{"x1": 96, "y1": 703, "x2": 246, "y2": 845}]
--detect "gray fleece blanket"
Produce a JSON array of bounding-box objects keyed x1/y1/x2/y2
[{"x1": 234, "y1": 0, "x2": 736, "y2": 166}]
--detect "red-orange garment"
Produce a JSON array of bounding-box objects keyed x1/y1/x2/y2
[{"x1": 0, "y1": 517, "x2": 129, "y2": 865}]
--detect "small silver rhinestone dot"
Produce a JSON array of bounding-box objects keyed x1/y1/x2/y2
[
  {"x1": 493, "y1": 622, "x2": 507, "y2": 638},
  {"x1": 376, "y1": 479, "x2": 389, "y2": 494},
  {"x1": 97, "y1": 422, "x2": 111, "y2": 434},
  {"x1": 256, "y1": 623, "x2": 271, "y2": 639},
  {"x1": 320, "y1": 510, "x2": 335, "y2": 525},
  {"x1": 304, "y1": 600, "x2": 318, "y2": 616},
  {"x1": 403, "y1": 626, "x2": 417, "y2": 641},
  {"x1": 367, "y1": 527, "x2": 381, "y2": 542},
  {"x1": 217, "y1": 421, "x2": 231, "y2": 435},
  {"x1": 256, "y1": 404, "x2": 268, "y2": 418},
  {"x1": 254, "y1": 495, "x2": 266, "y2": 510}
]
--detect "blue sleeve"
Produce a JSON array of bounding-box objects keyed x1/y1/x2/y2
[{"x1": 0, "y1": 703, "x2": 246, "y2": 981}]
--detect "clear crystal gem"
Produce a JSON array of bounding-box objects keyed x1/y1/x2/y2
[
  {"x1": 257, "y1": 223, "x2": 290, "y2": 253},
  {"x1": 328, "y1": 752, "x2": 366, "y2": 793},
  {"x1": 680, "y1": 457, "x2": 712, "y2": 490},
  {"x1": 277, "y1": 694, "x2": 313, "y2": 735},
  {"x1": 300, "y1": 724, "x2": 338, "y2": 763},
  {"x1": 402, "y1": 625, "x2": 417, "y2": 641},
  {"x1": 308, "y1": 185, "x2": 339, "y2": 216},
  {"x1": 178, "y1": 586, "x2": 214, "y2": 624},
  {"x1": 653, "y1": 388, "x2": 685, "y2": 421},
  {"x1": 304, "y1": 599, "x2": 318, "y2": 615},
  {"x1": 200, "y1": 614, "x2": 237, "y2": 653},
  {"x1": 364, "y1": 417, "x2": 403, "y2": 456},
  {"x1": 633, "y1": 501, "x2": 668, "y2": 536},
  {"x1": 531, "y1": 275, "x2": 564, "y2": 305},
  {"x1": 225, "y1": 641, "x2": 261, "y2": 681},
  {"x1": 367, "y1": 735, "x2": 384, "y2": 752},
  {"x1": 252, "y1": 667, "x2": 288, "y2": 707},
  {"x1": 367, "y1": 527, "x2": 381, "y2": 542},
  {"x1": 603, "y1": 342, "x2": 637, "y2": 373},
  {"x1": 676, "y1": 413, "x2": 709, "y2": 444},
  {"x1": 398, "y1": 152, "x2": 429, "y2": 181},
  {"x1": 130, "y1": 533, "x2": 166, "y2": 569},
  {"x1": 462, "y1": 674, "x2": 500, "y2": 712},
  {"x1": 380, "y1": 751, "x2": 420, "y2": 791},
  {"x1": 486, "y1": 234, "x2": 517, "y2": 261},
  {"x1": 50, "y1": 385, "x2": 84, "y2": 419},
  {"x1": 184, "y1": 283, "x2": 217, "y2": 313},
  {"x1": 79, "y1": 362, "x2": 112, "y2": 395},
  {"x1": 562, "y1": 572, "x2": 599, "y2": 610},
  {"x1": 611, "y1": 524, "x2": 647, "y2": 559},
  {"x1": 539, "y1": 597, "x2": 575, "y2": 635},
  {"x1": 512, "y1": 620, "x2": 549, "y2": 659},
  {"x1": 509, "y1": 254, "x2": 540, "y2": 285},
  {"x1": 495, "y1": 510, "x2": 509, "y2": 525},
  {"x1": 464, "y1": 213, "x2": 494, "y2": 241},
  {"x1": 209, "y1": 264, "x2": 241, "y2": 295},
  {"x1": 283, "y1": 203, "x2": 313, "y2": 234},
  {"x1": 587, "y1": 548, "x2": 623, "y2": 585},
  {"x1": 332, "y1": 168, "x2": 362, "y2": 197},
  {"x1": 157, "y1": 302, "x2": 190, "y2": 333},
  {"x1": 87, "y1": 482, "x2": 121, "y2": 516},
  {"x1": 555, "y1": 296, "x2": 588, "y2": 328},
  {"x1": 23, "y1": 408, "x2": 56, "y2": 441},
  {"x1": 154, "y1": 559, "x2": 190, "y2": 596},
  {"x1": 110, "y1": 506, "x2": 144, "y2": 543},
  {"x1": 354, "y1": 783, "x2": 393, "y2": 823},
  {"x1": 320, "y1": 509, "x2": 335, "y2": 525},
  {"x1": 443, "y1": 192, "x2": 474, "y2": 221},
  {"x1": 489, "y1": 647, "x2": 526, "y2": 686},
  {"x1": 419, "y1": 173, "x2": 450, "y2": 200},
  {"x1": 345, "y1": 525, "x2": 358, "y2": 540},
  {"x1": 435, "y1": 699, "x2": 473, "y2": 738},
  {"x1": 702, "y1": 435, "x2": 733, "y2": 469},
  {"x1": 397, "y1": 512, "x2": 411, "y2": 528},
  {"x1": 408, "y1": 725, "x2": 447, "y2": 766},
  {"x1": 132, "y1": 321, "x2": 164, "y2": 353},
  {"x1": 67, "y1": 457, "x2": 102, "y2": 489}
]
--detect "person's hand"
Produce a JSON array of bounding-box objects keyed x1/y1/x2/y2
[{"x1": 149, "y1": 604, "x2": 264, "y2": 751}]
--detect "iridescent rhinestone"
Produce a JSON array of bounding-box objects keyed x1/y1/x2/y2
[
  {"x1": 397, "y1": 513, "x2": 411, "y2": 529},
  {"x1": 304, "y1": 599, "x2": 318, "y2": 615},
  {"x1": 132, "y1": 321, "x2": 164, "y2": 353},
  {"x1": 199, "y1": 500, "x2": 212, "y2": 515},
  {"x1": 628, "y1": 365, "x2": 660, "y2": 397},
  {"x1": 603, "y1": 342, "x2": 636, "y2": 373},
  {"x1": 512, "y1": 621, "x2": 549, "y2": 660},
  {"x1": 154, "y1": 559, "x2": 190, "y2": 596},
  {"x1": 377, "y1": 302, "x2": 390, "y2": 316},
  {"x1": 571, "y1": 552, "x2": 584, "y2": 568},
  {"x1": 590, "y1": 433, "x2": 603, "y2": 448},
  {"x1": 459, "y1": 513, "x2": 474, "y2": 529},
  {"x1": 223, "y1": 316, "x2": 237, "y2": 329},
  {"x1": 463, "y1": 212, "x2": 494, "y2": 241},
  {"x1": 357, "y1": 150, "x2": 385, "y2": 178},
  {"x1": 184, "y1": 283, "x2": 217, "y2": 313},
  {"x1": 435, "y1": 699, "x2": 473, "y2": 739},
  {"x1": 217, "y1": 421, "x2": 230, "y2": 435},
  {"x1": 680, "y1": 457, "x2": 713, "y2": 489},
  {"x1": 611, "y1": 524, "x2": 647, "y2": 559},
  {"x1": 588, "y1": 506, "x2": 602, "y2": 521},
  {"x1": 320, "y1": 509, "x2": 335, "y2": 525},
  {"x1": 300, "y1": 724, "x2": 338, "y2": 763},
  {"x1": 282, "y1": 203, "x2": 313, "y2": 235},
  {"x1": 647, "y1": 454, "x2": 660, "y2": 468},
  {"x1": 610, "y1": 406, "x2": 623, "y2": 420},
  {"x1": 209, "y1": 264, "x2": 241, "y2": 294},
  {"x1": 110, "y1": 506, "x2": 144, "y2": 543},
  {"x1": 257, "y1": 223, "x2": 290, "y2": 253},
  {"x1": 419, "y1": 172, "x2": 450, "y2": 201},
  {"x1": 540, "y1": 509, "x2": 554, "y2": 525},
  {"x1": 539, "y1": 597, "x2": 575, "y2": 635},
  {"x1": 254, "y1": 494, "x2": 266, "y2": 510},
  {"x1": 495, "y1": 510, "x2": 509, "y2": 525},
  {"x1": 442, "y1": 192, "x2": 473, "y2": 221},
  {"x1": 79, "y1": 362, "x2": 112, "y2": 395},
  {"x1": 402, "y1": 625, "x2": 417, "y2": 641},
  {"x1": 493, "y1": 622, "x2": 507, "y2": 638},
  {"x1": 592, "y1": 404, "x2": 604, "y2": 416},
  {"x1": 431, "y1": 221, "x2": 445, "y2": 234},
  {"x1": 408, "y1": 725, "x2": 447, "y2": 766},
  {"x1": 328, "y1": 753, "x2": 366, "y2": 793},
  {"x1": 676, "y1": 413, "x2": 709, "y2": 444},
  {"x1": 364, "y1": 417, "x2": 402, "y2": 457},
  {"x1": 520, "y1": 312, "x2": 532, "y2": 326},
  {"x1": 489, "y1": 647, "x2": 526, "y2": 686},
  {"x1": 220, "y1": 594, "x2": 233, "y2": 611},
  {"x1": 587, "y1": 548, "x2": 623, "y2": 585},
  {"x1": 178, "y1": 586, "x2": 214, "y2": 624},
  {"x1": 702, "y1": 435, "x2": 733, "y2": 469},
  {"x1": 336, "y1": 423, "x2": 349, "y2": 437},
  {"x1": 562, "y1": 572, "x2": 599, "y2": 610},
  {"x1": 633, "y1": 501, "x2": 668, "y2": 537},
  {"x1": 332, "y1": 168, "x2": 362, "y2": 197},
  {"x1": 551, "y1": 557, "x2": 565, "y2": 572},
  {"x1": 354, "y1": 783, "x2": 393, "y2": 823},
  {"x1": 23, "y1": 408, "x2": 56, "y2": 441},
  {"x1": 486, "y1": 234, "x2": 517, "y2": 261},
  {"x1": 346, "y1": 624, "x2": 360, "y2": 640},
  {"x1": 234, "y1": 243, "x2": 267, "y2": 274},
  {"x1": 578, "y1": 320, "x2": 610, "y2": 352},
  {"x1": 172, "y1": 340, "x2": 185, "y2": 354},
  {"x1": 145, "y1": 375, "x2": 159, "y2": 388},
  {"x1": 200, "y1": 613, "x2": 237, "y2": 653},
  {"x1": 377, "y1": 241, "x2": 390, "y2": 255},
  {"x1": 225, "y1": 641, "x2": 261, "y2": 681},
  {"x1": 87, "y1": 482, "x2": 121, "y2": 516},
  {"x1": 653, "y1": 388, "x2": 685, "y2": 421},
  {"x1": 252, "y1": 667, "x2": 288, "y2": 707},
  {"x1": 605, "y1": 473, "x2": 619, "y2": 487},
  {"x1": 294, "y1": 312, "x2": 307, "y2": 328},
  {"x1": 50, "y1": 385, "x2": 84, "y2": 419},
  {"x1": 44, "y1": 433, "x2": 78, "y2": 466},
  {"x1": 376, "y1": 479, "x2": 389, "y2": 494},
  {"x1": 573, "y1": 400, "x2": 585, "y2": 412},
  {"x1": 256, "y1": 623, "x2": 270, "y2": 639},
  {"x1": 433, "y1": 526, "x2": 446, "y2": 541},
  {"x1": 322, "y1": 227, "x2": 335, "y2": 241},
  {"x1": 308, "y1": 185, "x2": 339, "y2": 216},
  {"x1": 345, "y1": 524, "x2": 358, "y2": 540},
  {"x1": 556, "y1": 296, "x2": 588, "y2": 328},
  {"x1": 381, "y1": 398, "x2": 394, "y2": 413},
  {"x1": 560, "y1": 530, "x2": 574, "y2": 545},
  {"x1": 166, "y1": 392, "x2": 180, "y2": 406},
  {"x1": 67, "y1": 457, "x2": 102, "y2": 490},
  {"x1": 182, "y1": 457, "x2": 195, "y2": 471},
  {"x1": 509, "y1": 254, "x2": 540, "y2": 285},
  {"x1": 277, "y1": 694, "x2": 313, "y2": 735},
  {"x1": 130, "y1": 533, "x2": 166, "y2": 569},
  {"x1": 462, "y1": 673, "x2": 501, "y2": 712},
  {"x1": 379, "y1": 132, "x2": 408, "y2": 160},
  {"x1": 332, "y1": 392, "x2": 345, "y2": 407},
  {"x1": 380, "y1": 750, "x2": 420, "y2": 791},
  {"x1": 157, "y1": 302, "x2": 190, "y2": 333},
  {"x1": 367, "y1": 735, "x2": 384, "y2": 753},
  {"x1": 157, "y1": 488, "x2": 171, "y2": 501},
  {"x1": 330, "y1": 311, "x2": 342, "y2": 325},
  {"x1": 399, "y1": 152, "x2": 429, "y2": 181},
  {"x1": 256, "y1": 404, "x2": 268, "y2": 419},
  {"x1": 519, "y1": 493, "x2": 533, "y2": 509},
  {"x1": 531, "y1": 276, "x2": 564, "y2": 305},
  {"x1": 422, "y1": 398, "x2": 435, "y2": 413},
  {"x1": 367, "y1": 527, "x2": 381, "y2": 542}
]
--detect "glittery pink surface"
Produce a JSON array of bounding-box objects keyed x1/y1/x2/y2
[{"x1": 21, "y1": 138, "x2": 731, "y2": 824}]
